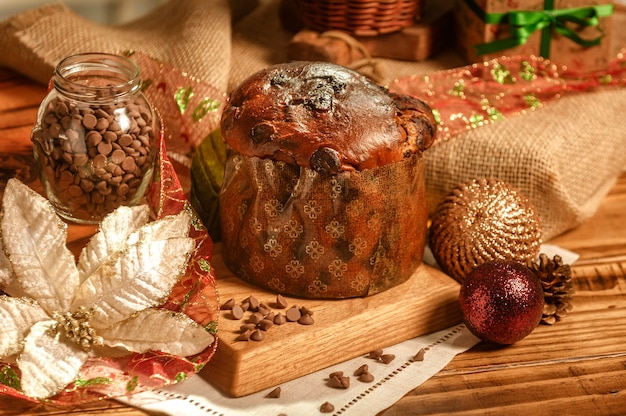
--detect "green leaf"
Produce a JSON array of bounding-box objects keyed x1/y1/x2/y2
[
  {"x1": 75, "y1": 376, "x2": 113, "y2": 388},
  {"x1": 192, "y1": 98, "x2": 220, "y2": 122},
  {"x1": 175, "y1": 87, "x2": 194, "y2": 114},
  {"x1": 126, "y1": 376, "x2": 139, "y2": 392},
  {"x1": 0, "y1": 365, "x2": 21, "y2": 390},
  {"x1": 491, "y1": 63, "x2": 515, "y2": 85},
  {"x1": 189, "y1": 128, "x2": 227, "y2": 241},
  {"x1": 204, "y1": 320, "x2": 218, "y2": 334}
]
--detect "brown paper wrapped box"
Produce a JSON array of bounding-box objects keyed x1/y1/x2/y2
[{"x1": 455, "y1": 0, "x2": 614, "y2": 71}]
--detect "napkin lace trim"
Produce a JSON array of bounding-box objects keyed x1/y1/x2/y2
[
  {"x1": 331, "y1": 324, "x2": 466, "y2": 415},
  {"x1": 146, "y1": 390, "x2": 225, "y2": 416},
  {"x1": 143, "y1": 324, "x2": 467, "y2": 416}
]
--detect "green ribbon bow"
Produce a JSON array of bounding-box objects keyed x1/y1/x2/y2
[{"x1": 468, "y1": 0, "x2": 613, "y2": 58}]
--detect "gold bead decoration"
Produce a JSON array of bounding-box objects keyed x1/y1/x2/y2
[{"x1": 429, "y1": 178, "x2": 543, "y2": 283}]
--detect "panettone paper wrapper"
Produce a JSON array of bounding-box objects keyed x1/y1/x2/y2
[{"x1": 219, "y1": 151, "x2": 428, "y2": 299}]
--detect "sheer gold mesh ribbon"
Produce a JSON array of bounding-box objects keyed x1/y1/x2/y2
[{"x1": 390, "y1": 52, "x2": 626, "y2": 239}]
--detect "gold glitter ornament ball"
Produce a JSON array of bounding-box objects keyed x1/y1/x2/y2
[{"x1": 429, "y1": 178, "x2": 543, "y2": 284}]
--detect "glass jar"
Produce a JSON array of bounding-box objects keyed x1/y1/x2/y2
[{"x1": 31, "y1": 53, "x2": 158, "y2": 224}]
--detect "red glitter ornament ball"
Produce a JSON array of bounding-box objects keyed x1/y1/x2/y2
[{"x1": 459, "y1": 261, "x2": 544, "y2": 345}]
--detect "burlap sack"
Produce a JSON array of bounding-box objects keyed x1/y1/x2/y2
[
  {"x1": 423, "y1": 86, "x2": 626, "y2": 240},
  {"x1": 0, "y1": 0, "x2": 232, "y2": 91}
]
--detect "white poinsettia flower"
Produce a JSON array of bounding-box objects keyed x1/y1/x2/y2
[{"x1": 0, "y1": 179, "x2": 215, "y2": 400}]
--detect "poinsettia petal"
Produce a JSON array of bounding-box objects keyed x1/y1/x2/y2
[
  {"x1": 125, "y1": 209, "x2": 193, "y2": 246},
  {"x1": 0, "y1": 235, "x2": 18, "y2": 296},
  {"x1": 0, "y1": 218, "x2": 12, "y2": 288},
  {"x1": 1, "y1": 179, "x2": 79, "y2": 314},
  {"x1": 0, "y1": 223, "x2": 26, "y2": 298},
  {"x1": 99, "y1": 308, "x2": 214, "y2": 357},
  {"x1": 0, "y1": 296, "x2": 48, "y2": 357},
  {"x1": 77, "y1": 205, "x2": 150, "y2": 283},
  {"x1": 77, "y1": 208, "x2": 192, "y2": 286},
  {"x1": 73, "y1": 234, "x2": 195, "y2": 328},
  {"x1": 18, "y1": 319, "x2": 89, "y2": 400}
]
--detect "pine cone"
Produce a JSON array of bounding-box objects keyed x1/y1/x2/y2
[{"x1": 527, "y1": 253, "x2": 574, "y2": 325}]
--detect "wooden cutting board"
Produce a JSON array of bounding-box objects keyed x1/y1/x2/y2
[{"x1": 201, "y1": 243, "x2": 462, "y2": 397}]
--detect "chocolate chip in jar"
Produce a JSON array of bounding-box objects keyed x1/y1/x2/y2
[{"x1": 31, "y1": 53, "x2": 158, "y2": 224}]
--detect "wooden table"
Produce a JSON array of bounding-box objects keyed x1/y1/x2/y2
[{"x1": 1, "y1": 67, "x2": 625, "y2": 415}]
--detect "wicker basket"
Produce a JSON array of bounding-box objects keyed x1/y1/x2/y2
[{"x1": 295, "y1": 0, "x2": 424, "y2": 36}]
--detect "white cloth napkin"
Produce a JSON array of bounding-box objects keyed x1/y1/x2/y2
[
  {"x1": 118, "y1": 324, "x2": 479, "y2": 416},
  {"x1": 117, "y1": 244, "x2": 577, "y2": 415}
]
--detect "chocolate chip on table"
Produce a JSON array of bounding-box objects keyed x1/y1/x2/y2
[
  {"x1": 248, "y1": 312, "x2": 265, "y2": 324},
  {"x1": 358, "y1": 372, "x2": 375, "y2": 383},
  {"x1": 273, "y1": 313, "x2": 287, "y2": 325},
  {"x1": 257, "y1": 303, "x2": 271, "y2": 316},
  {"x1": 245, "y1": 295, "x2": 260, "y2": 311},
  {"x1": 353, "y1": 364, "x2": 368, "y2": 376},
  {"x1": 265, "y1": 386, "x2": 281, "y2": 398},
  {"x1": 230, "y1": 304, "x2": 244, "y2": 320},
  {"x1": 380, "y1": 354, "x2": 396, "y2": 364},
  {"x1": 367, "y1": 348, "x2": 395, "y2": 364},
  {"x1": 368, "y1": 349, "x2": 384, "y2": 360},
  {"x1": 240, "y1": 323, "x2": 256, "y2": 332},
  {"x1": 275, "y1": 294, "x2": 289, "y2": 309},
  {"x1": 298, "y1": 313, "x2": 314, "y2": 325},
  {"x1": 320, "y1": 402, "x2": 335, "y2": 413},
  {"x1": 250, "y1": 329, "x2": 265, "y2": 341},
  {"x1": 329, "y1": 371, "x2": 343, "y2": 379},
  {"x1": 300, "y1": 306, "x2": 314, "y2": 316},
  {"x1": 328, "y1": 373, "x2": 350, "y2": 389},
  {"x1": 413, "y1": 348, "x2": 426, "y2": 362},
  {"x1": 285, "y1": 306, "x2": 301, "y2": 322},
  {"x1": 258, "y1": 319, "x2": 274, "y2": 331},
  {"x1": 220, "y1": 298, "x2": 236, "y2": 310},
  {"x1": 223, "y1": 295, "x2": 314, "y2": 341},
  {"x1": 235, "y1": 331, "x2": 251, "y2": 342}
]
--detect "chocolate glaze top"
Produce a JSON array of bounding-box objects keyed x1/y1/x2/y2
[{"x1": 220, "y1": 61, "x2": 436, "y2": 173}]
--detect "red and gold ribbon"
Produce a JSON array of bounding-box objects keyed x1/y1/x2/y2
[{"x1": 389, "y1": 50, "x2": 626, "y2": 143}]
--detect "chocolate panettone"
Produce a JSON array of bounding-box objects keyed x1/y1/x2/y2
[{"x1": 219, "y1": 61, "x2": 436, "y2": 298}]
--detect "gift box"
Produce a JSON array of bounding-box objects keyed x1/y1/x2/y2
[{"x1": 455, "y1": 0, "x2": 614, "y2": 71}]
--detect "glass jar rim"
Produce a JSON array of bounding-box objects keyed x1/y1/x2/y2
[{"x1": 53, "y1": 52, "x2": 142, "y2": 103}]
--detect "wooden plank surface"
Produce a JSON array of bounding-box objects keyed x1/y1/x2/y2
[
  {"x1": 206, "y1": 248, "x2": 461, "y2": 397},
  {"x1": 1, "y1": 67, "x2": 626, "y2": 415}
]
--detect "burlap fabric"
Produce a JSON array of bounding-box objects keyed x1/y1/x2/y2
[
  {"x1": 0, "y1": 0, "x2": 232, "y2": 91},
  {"x1": 1, "y1": 0, "x2": 625, "y2": 240},
  {"x1": 424, "y1": 85, "x2": 626, "y2": 239}
]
